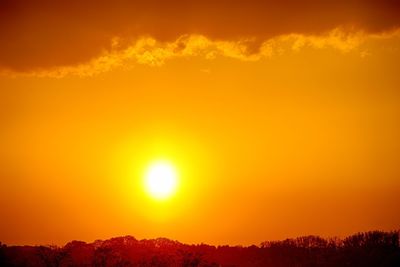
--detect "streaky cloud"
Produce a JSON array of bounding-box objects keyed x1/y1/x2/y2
[{"x1": 3, "y1": 28, "x2": 399, "y2": 78}]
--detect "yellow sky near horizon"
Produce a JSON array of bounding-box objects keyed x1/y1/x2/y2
[{"x1": 1, "y1": 35, "x2": 400, "y2": 246}]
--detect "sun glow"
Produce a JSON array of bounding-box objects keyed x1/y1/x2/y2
[{"x1": 144, "y1": 161, "x2": 178, "y2": 200}]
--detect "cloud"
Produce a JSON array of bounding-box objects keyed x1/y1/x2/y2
[
  {"x1": 0, "y1": 0, "x2": 399, "y2": 74},
  {"x1": 4, "y1": 29, "x2": 395, "y2": 78}
]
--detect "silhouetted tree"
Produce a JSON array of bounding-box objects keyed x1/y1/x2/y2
[{"x1": 1, "y1": 231, "x2": 399, "y2": 267}]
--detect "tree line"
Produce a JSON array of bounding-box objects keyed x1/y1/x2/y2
[{"x1": 1, "y1": 230, "x2": 399, "y2": 266}]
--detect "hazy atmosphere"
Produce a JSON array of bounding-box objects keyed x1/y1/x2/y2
[{"x1": 0, "y1": 0, "x2": 399, "y2": 248}]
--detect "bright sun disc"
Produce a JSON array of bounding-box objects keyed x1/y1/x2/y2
[{"x1": 145, "y1": 161, "x2": 178, "y2": 200}]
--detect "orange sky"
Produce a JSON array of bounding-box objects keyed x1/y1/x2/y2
[{"x1": 0, "y1": 1, "x2": 400, "y2": 246}]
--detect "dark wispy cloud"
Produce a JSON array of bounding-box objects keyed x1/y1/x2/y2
[{"x1": 1, "y1": 0, "x2": 399, "y2": 72}]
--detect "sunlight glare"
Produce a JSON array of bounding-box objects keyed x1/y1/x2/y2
[{"x1": 145, "y1": 160, "x2": 178, "y2": 200}]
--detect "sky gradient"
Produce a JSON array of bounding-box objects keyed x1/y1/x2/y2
[{"x1": 0, "y1": 0, "x2": 400, "y2": 246}]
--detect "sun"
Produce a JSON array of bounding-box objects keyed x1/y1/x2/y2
[{"x1": 144, "y1": 160, "x2": 178, "y2": 200}]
